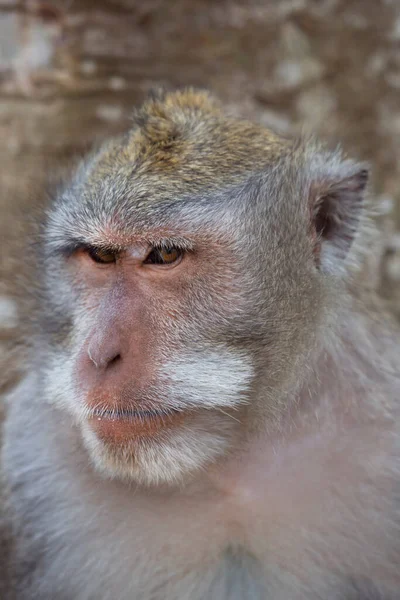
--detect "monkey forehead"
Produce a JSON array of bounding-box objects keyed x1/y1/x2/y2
[
  {"x1": 47, "y1": 175, "x2": 253, "y2": 251},
  {"x1": 47, "y1": 89, "x2": 297, "y2": 248},
  {"x1": 47, "y1": 163, "x2": 307, "y2": 256}
]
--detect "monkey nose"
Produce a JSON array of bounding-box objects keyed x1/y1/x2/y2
[{"x1": 87, "y1": 338, "x2": 122, "y2": 370}]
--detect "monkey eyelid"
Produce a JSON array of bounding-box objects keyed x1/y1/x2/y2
[
  {"x1": 53, "y1": 241, "x2": 123, "y2": 259},
  {"x1": 134, "y1": 232, "x2": 196, "y2": 251},
  {"x1": 147, "y1": 238, "x2": 194, "y2": 252},
  {"x1": 49, "y1": 237, "x2": 194, "y2": 259}
]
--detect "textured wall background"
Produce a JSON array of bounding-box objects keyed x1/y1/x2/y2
[{"x1": 1, "y1": 0, "x2": 400, "y2": 399}]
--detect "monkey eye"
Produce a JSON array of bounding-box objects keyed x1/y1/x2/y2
[
  {"x1": 87, "y1": 246, "x2": 117, "y2": 264},
  {"x1": 144, "y1": 246, "x2": 183, "y2": 267}
]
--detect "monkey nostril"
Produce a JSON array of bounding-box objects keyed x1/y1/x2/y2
[
  {"x1": 108, "y1": 353, "x2": 122, "y2": 368},
  {"x1": 87, "y1": 346, "x2": 122, "y2": 370}
]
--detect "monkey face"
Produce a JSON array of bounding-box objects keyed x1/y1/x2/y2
[
  {"x1": 37, "y1": 91, "x2": 367, "y2": 487},
  {"x1": 41, "y1": 197, "x2": 264, "y2": 485},
  {"x1": 39, "y1": 176, "x2": 323, "y2": 487}
]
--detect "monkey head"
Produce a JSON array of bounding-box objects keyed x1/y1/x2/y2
[{"x1": 38, "y1": 89, "x2": 368, "y2": 486}]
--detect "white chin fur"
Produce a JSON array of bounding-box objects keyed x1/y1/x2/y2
[{"x1": 81, "y1": 417, "x2": 234, "y2": 486}]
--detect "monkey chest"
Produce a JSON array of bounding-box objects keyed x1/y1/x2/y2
[{"x1": 13, "y1": 452, "x2": 399, "y2": 600}]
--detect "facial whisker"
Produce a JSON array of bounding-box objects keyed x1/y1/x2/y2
[{"x1": 215, "y1": 408, "x2": 242, "y2": 424}]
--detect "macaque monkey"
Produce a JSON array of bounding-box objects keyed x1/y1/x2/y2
[{"x1": 1, "y1": 88, "x2": 400, "y2": 600}]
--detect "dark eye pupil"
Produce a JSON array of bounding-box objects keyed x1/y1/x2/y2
[
  {"x1": 145, "y1": 247, "x2": 181, "y2": 265},
  {"x1": 88, "y1": 247, "x2": 116, "y2": 264}
]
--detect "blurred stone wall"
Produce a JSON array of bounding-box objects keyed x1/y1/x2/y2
[{"x1": 1, "y1": 0, "x2": 400, "y2": 398}]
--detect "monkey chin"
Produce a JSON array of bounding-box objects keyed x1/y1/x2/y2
[{"x1": 80, "y1": 415, "x2": 235, "y2": 487}]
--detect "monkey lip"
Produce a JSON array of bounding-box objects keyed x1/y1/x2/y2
[{"x1": 87, "y1": 407, "x2": 187, "y2": 441}]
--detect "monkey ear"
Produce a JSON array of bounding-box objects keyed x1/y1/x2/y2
[{"x1": 309, "y1": 158, "x2": 369, "y2": 273}]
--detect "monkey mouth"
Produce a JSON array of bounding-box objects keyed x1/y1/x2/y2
[
  {"x1": 87, "y1": 407, "x2": 188, "y2": 441},
  {"x1": 92, "y1": 407, "x2": 182, "y2": 420}
]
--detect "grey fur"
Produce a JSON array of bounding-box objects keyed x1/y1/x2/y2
[{"x1": 1, "y1": 89, "x2": 400, "y2": 599}]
